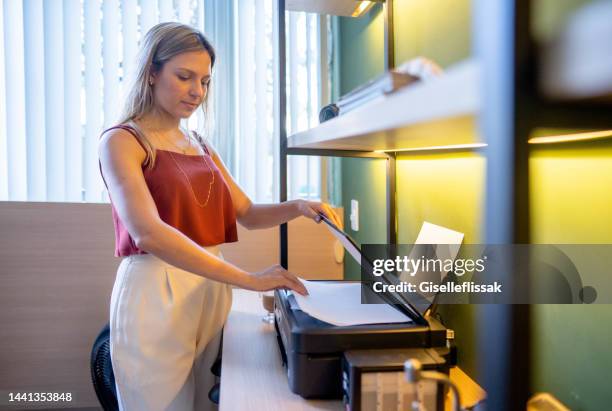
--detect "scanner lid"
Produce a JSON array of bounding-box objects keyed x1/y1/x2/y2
[{"x1": 319, "y1": 214, "x2": 430, "y2": 326}]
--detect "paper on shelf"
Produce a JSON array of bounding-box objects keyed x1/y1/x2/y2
[{"x1": 293, "y1": 280, "x2": 412, "y2": 327}]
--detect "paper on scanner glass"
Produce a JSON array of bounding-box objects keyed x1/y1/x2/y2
[{"x1": 273, "y1": 216, "x2": 456, "y2": 399}]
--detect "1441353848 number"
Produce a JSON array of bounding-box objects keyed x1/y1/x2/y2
[{"x1": 8, "y1": 392, "x2": 72, "y2": 402}]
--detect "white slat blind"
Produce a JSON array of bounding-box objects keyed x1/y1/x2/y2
[
  {"x1": 0, "y1": 0, "x2": 7, "y2": 199},
  {"x1": 44, "y1": 0, "x2": 66, "y2": 201},
  {"x1": 3, "y1": 0, "x2": 27, "y2": 200},
  {"x1": 63, "y1": 0, "x2": 82, "y2": 202},
  {"x1": 287, "y1": 11, "x2": 299, "y2": 200},
  {"x1": 286, "y1": 11, "x2": 321, "y2": 201},
  {"x1": 272, "y1": 0, "x2": 281, "y2": 202},
  {"x1": 122, "y1": 0, "x2": 139, "y2": 95},
  {"x1": 0, "y1": 0, "x2": 208, "y2": 203},
  {"x1": 159, "y1": 0, "x2": 175, "y2": 21},
  {"x1": 84, "y1": 0, "x2": 103, "y2": 202},
  {"x1": 195, "y1": 0, "x2": 204, "y2": 30},
  {"x1": 236, "y1": 0, "x2": 257, "y2": 199},
  {"x1": 254, "y1": 1, "x2": 269, "y2": 199},
  {"x1": 103, "y1": 0, "x2": 121, "y2": 130},
  {"x1": 307, "y1": 14, "x2": 321, "y2": 198},
  {"x1": 0, "y1": 0, "x2": 322, "y2": 203},
  {"x1": 202, "y1": 0, "x2": 235, "y2": 173},
  {"x1": 64, "y1": 0, "x2": 85, "y2": 202},
  {"x1": 231, "y1": 1, "x2": 322, "y2": 202},
  {"x1": 140, "y1": 0, "x2": 158, "y2": 35},
  {"x1": 24, "y1": 1, "x2": 46, "y2": 200},
  {"x1": 177, "y1": 0, "x2": 191, "y2": 24}
]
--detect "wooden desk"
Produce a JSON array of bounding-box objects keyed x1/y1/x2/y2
[
  {"x1": 220, "y1": 290, "x2": 485, "y2": 411},
  {"x1": 220, "y1": 289, "x2": 341, "y2": 410}
]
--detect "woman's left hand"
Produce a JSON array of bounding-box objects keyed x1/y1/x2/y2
[{"x1": 296, "y1": 199, "x2": 343, "y2": 228}]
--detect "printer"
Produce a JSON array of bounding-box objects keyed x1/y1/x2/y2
[
  {"x1": 273, "y1": 215, "x2": 456, "y2": 400},
  {"x1": 274, "y1": 289, "x2": 452, "y2": 399}
]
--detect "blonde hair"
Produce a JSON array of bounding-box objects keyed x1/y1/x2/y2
[{"x1": 118, "y1": 22, "x2": 216, "y2": 168}]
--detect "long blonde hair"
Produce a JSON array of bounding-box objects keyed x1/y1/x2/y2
[{"x1": 118, "y1": 22, "x2": 216, "y2": 168}]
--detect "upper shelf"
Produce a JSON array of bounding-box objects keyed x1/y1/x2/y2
[{"x1": 288, "y1": 59, "x2": 481, "y2": 152}]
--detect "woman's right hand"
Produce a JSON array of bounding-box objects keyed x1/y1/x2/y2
[{"x1": 247, "y1": 265, "x2": 309, "y2": 296}]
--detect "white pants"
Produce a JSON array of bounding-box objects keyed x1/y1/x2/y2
[{"x1": 110, "y1": 247, "x2": 232, "y2": 411}]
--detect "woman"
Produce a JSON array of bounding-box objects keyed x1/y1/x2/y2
[{"x1": 99, "y1": 22, "x2": 341, "y2": 411}]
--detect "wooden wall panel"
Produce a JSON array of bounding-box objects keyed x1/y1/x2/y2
[
  {"x1": 0, "y1": 202, "x2": 118, "y2": 408},
  {"x1": 220, "y1": 208, "x2": 344, "y2": 280},
  {"x1": 287, "y1": 210, "x2": 344, "y2": 280}
]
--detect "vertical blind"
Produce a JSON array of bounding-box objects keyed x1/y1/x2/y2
[
  {"x1": 286, "y1": 9, "x2": 321, "y2": 202},
  {"x1": 226, "y1": 0, "x2": 323, "y2": 202},
  {"x1": 0, "y1": 0, "x2": 322, "y2": 203}
]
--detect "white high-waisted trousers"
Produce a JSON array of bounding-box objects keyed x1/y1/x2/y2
[{"x1": 109, "y1": 246, "x2": 232, "y2": 411}]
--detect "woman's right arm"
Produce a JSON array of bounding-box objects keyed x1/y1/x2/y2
[{"x1": 98, "y1": 129, "x2": 307, "y2": 295}]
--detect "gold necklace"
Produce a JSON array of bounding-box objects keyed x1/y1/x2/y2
[{"x1": 161, "y1": 130, "x2": 216, "y2": 208}]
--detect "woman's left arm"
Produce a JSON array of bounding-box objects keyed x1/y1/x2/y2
[
  {"x1": 237, "y1": 200, "x2": 342, "y2": 230},
  {"x1": 206, "y1": 144, "x2": 342, "y2": 230}
]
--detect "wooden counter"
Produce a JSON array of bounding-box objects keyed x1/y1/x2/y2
[
  {"x1": 220, "y1": 289, "x2": 485, "y2": 411},
  {"x1": 219, "y1": 289, "x2": 341, "y2": 410}
]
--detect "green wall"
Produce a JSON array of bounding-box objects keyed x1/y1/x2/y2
[
  {"x1": 338, "y1": 5, "x2": 385, "y2": 94},
  {"x1": 395, "y1": 151, "x2": 485, "y2": 378},
  {"x1": 341, "y1": 157, "x2": 388, "y2": 280},
  {"x1": 338, "y1": 4, "x2": 387, "y2": 281},
  {"x1": 336, "y1": 1, "x2": 612, "y2": 409}
]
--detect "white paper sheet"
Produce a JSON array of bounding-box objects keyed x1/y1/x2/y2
[
  {"x1": 293, "y1": 280, "x2": 412, "y2": 326},
  {"x1": 415, "y1": 221, "x2": 464, "y2": 263},
  {"x1": 399, "y1": 222, "x2": 464, "y2": 302}
]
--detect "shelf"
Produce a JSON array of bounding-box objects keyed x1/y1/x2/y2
[
  {"x1": 539, "y1": 1, "x2": 612, "y2": 102},
  {"x1": 287, "y1": 59, "x2": 481, "y2": 152}
]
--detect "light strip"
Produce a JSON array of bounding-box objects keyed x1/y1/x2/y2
[
  {"x1": 352, "y1": 1, "x2": 375, "y2": 17},
  {"x1": 528, "y1": 130, "x2": 612, "y2": 145},
  {"x1": 374, "y1": 143, "x2": 488, "y2": 153}
]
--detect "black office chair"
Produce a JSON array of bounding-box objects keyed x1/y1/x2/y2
[
  {"x1": 90, "y1": 323, "x2": 223, "y2": 408},
  {"x1": 90, "y1": 323, "x2": 119, "y2": 411},
  {"x1": 208, "y1": 334, "x2": 223, "y2": 405}
]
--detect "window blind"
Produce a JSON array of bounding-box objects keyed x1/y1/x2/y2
[{"x1": 0, "y1": 0, "x2": 323, "y2": 203}]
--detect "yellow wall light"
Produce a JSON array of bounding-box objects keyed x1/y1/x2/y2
[
  {"x1": 374, "y1": 143, "x2": 488, "y2": 153},
  {"x1": 529, "y1": 130, "x2": 612, "y2": 145}
]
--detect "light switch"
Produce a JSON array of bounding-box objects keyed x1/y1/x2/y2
[{"x1": 350, "y1": 199, "x2": 359, "y2": 231}]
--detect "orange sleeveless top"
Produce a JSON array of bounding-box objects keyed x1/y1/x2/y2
[{"x1": 101, "y1": 125, "x2": 238, "y2": 257}]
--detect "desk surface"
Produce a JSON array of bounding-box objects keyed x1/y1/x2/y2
[
  {"x1": 220, "y1": 289, "x2": 485, "y2": 411},
  {"x1": 220, "y1": 289, "x2": 341, "y2": 411}
]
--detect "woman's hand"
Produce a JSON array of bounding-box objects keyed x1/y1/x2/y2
[
  {"x1": 246, "y1": 264, "x2": 309, "y2": 296},
  {"x1": 296, "y1": 199, "x2": 343, "y2": 228}
]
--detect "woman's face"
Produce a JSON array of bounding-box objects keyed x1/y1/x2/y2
[{"x1": 150, "y1": 50, "x2": 212, "y2": 119}]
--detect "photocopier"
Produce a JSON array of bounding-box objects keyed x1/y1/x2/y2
[{"x1": 273, "y1": 216, "x2": 456, "y2": 401}]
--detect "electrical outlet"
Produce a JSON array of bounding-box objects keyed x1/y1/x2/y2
[{"x1": 350, "y1": 199, "x2": 359, "y2": 231}]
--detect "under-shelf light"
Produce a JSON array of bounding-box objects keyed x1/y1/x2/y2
[
  {"x1": 352, "y1": 1, "x2": 376, "y2": 17},
  {"x1": 528, "y1": 130, "x2": 612, "y2": 145},
  {"x1": 375, "y1": 143, "x2": 488, "y2": 153},
  {"x1": 286, "y1": 0, "x2": 382, "y2": 17}
]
